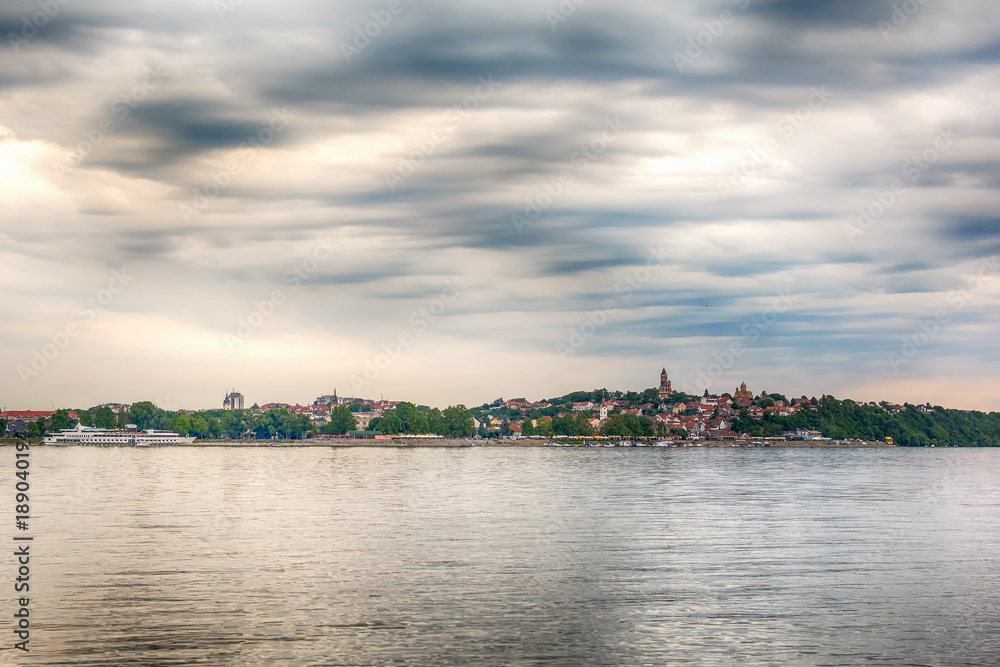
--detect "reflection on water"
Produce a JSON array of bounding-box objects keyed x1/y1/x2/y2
[{"x1": 26, "y1": 447, "x2": 1000, "y2": 665}]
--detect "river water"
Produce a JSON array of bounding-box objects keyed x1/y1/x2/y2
[{"x1": 18, "y1": 446, "x2": 1000, "y2": 665}]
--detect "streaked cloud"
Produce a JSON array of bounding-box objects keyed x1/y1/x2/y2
[{"x1": 1, "y1": 0, "x2": 998, "y2": 410}]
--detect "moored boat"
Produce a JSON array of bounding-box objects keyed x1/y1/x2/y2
[{"x1": 43, "y1": 423, "x2": 195, "y2": 445}]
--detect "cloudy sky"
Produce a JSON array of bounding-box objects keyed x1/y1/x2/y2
[{"x1": 2, "y1": 0, "x2": 998, "y2": 411}]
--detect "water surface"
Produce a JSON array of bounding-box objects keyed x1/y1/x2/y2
[{"x1": 23, "y1": 446, "x2": 1000, "y2": 665}]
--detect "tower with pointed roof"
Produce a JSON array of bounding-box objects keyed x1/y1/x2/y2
[{"x1": 658, "y1": 368, "x2": 673, "y2": 400}]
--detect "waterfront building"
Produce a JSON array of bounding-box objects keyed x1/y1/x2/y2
[{"x1": 1, "y1": 410, "x2": 57, "y2": 422}]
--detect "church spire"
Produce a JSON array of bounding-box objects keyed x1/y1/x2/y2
[{"x1": 658, "y1": 367, "x2": 672, "y2": 399}]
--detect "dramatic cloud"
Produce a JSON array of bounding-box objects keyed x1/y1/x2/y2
[{"x1": 2, "y1": 0, "x2": 998, "y2": 410}]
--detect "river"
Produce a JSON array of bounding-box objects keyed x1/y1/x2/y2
[{"x1": 20, "y1": 446, "x2": 1000, "y2": 665}]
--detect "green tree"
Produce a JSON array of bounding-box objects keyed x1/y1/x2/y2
[
  {"x1": 49, "y1": 409, "x2": 76, "y2": 431},
  {"x1": 250, "y1": 411, "x2": 276, "y2": 439},
  {"x1": 552, "y1": 413, "x2": 576, "y2": 436},
  {"x1": 371, "y1": 411, "x2": 402, "y2": 435},
  {"x1": 221, "y1": 410, "x2": 251, "y2": 439},
  {"x1": 573, "y1": 413, "x2": 594, "y2": 436},
  {"x1": 286, "y1": 413, "x2": 315, "y2": 439},
  {"x1": 601, "y1": 414, "x2": 654, "y2": 438},
  {"x1": 442, "y1": 405, "x2": 474, "y2": 437},
  {"x1": 94, "y1": 407, "x2": 117, "y2": 429},
  {"x1": 251, "y1": 408, "x2": 314, "y2": 439},
  {"x1": 427, "y1": 408, "x2": 447, "y2": 435},
  {"x1": 638, "y1": 388, "x2": 660, "y2": 404},
  {"x1": 521, "y1": 419, "x2": 535, "y2": 436},
  {"x1": 171, "y1": 414, "x2": 192, "y2": 436},
  {"x1": 203, "y1": 414, "x2": 221, "y2": 438},
  {"x1": 322, "y1": 406, "x2": 357, "y2": 435},
  {"x1": 723, "y1": 394, "x2": 1000, "y2": 446},
  {"x1": 394, "y1": 402, "x2": 429, "y2": 434},
  {"x1": 27, "y1": 421, "x2": 44, "y2": 439},
  {"x1": 190, "y1": 416, "x2": 209, "y2": 439},
  {"x1": 78, "y1": 411, "x2": 94, "y2": 426},
  {"x1": 128, "y1": 401, "x2": 160, "y2": 430}
]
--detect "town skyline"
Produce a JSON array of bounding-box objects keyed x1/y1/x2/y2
[
  {"x1": 2, "y1": 366, "x2": 995, "y2": 414},
  {"x1": 9, "y1": 370, "x2": 994, "y2": 448}
]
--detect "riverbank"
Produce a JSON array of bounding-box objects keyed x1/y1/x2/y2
[{"x1": 12, "y1": 437, "x2": 896, "y2": 448}]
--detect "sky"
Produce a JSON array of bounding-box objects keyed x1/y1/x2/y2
[{"x1": 1, "y1": 0, "x2": 998, "y2": 412}]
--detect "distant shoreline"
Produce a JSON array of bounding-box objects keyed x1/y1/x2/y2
[{"x1": 7, "y1": 438, "x2": 898, "y2": 448}]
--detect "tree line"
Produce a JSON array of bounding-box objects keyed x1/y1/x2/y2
[
  {"x1": 6, "y1": 400, "x2": 479, "y2": 440},
  {"x1": 730, "y1": 396, "x2": 1000, "y2": 446},
  {"x1": 366, "y1": 402, "x2": 475, "y2": 438},
  {"x1": 7, "y1": 393, "x2": 999, "y2": 446},
  {"x1": 12, "y1": 403, "x2": 316, "y2": 440}
]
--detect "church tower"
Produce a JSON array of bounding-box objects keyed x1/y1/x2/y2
[
  {"x1": 734, "y1": 381, "x2": 753, "y2": 407},
  {"x1": 658, "y1": 368, "x2": 673, "y2": 400}
]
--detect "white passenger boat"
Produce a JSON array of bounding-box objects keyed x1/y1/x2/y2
[{"x1": 42, "y1": 423, "x2": 195, "y2": 445}]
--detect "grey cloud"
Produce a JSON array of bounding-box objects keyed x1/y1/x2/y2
[{"x1": 2, "y1": 0, "x2": 999, "y2": 409}]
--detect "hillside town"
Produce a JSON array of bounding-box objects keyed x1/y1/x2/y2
[{"x1": 2, "y1": 368, "x2": 961, "y2": 445}]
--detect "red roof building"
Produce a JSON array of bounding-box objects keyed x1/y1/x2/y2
[{"x1": 1, "y1": 410, "x2": 56, "y2": 422}]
